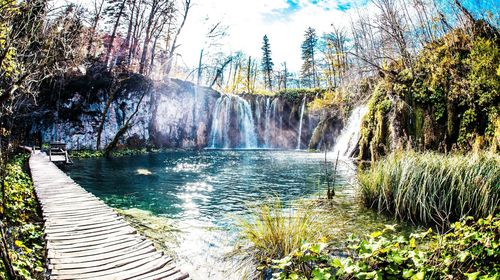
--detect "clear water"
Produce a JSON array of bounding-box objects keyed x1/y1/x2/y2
[{"x1": 64, "y1": 150, "x2": 384, "y2": 279}]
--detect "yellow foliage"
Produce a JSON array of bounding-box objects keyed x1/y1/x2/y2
[{"x1": 308, "y1": 89, "x2": 345, "y2": 111}]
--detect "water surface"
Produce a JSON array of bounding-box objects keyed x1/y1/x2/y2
[{"x1": 65, "y1": 150, "x2": 386, "y2": 279}]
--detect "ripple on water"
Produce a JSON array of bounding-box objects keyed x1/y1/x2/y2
[
  {"x1": 171, "y1": 162, "x2": 211, "y2": 173},
  {"x1": 65, "y1": 150, "x2": 388, "y2": 280}
]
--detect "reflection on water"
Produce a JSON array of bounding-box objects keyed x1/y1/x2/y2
[{"x1": 65, "y1": 150, "x2": 376, "y2": 279}]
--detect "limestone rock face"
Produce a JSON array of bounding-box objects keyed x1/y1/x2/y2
[
  {"x1": 34, "y1": 79, "x2": 220, "y2": 150},
  {"x1": 33, "y1": 77, "x2": 341, "y2": 151},
  {"x1": 150, "y1": 81, "x2": 220, "y2": 148}
]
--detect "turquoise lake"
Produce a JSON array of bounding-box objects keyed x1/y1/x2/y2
[{"x1": 64, "y1": 150, "x2": 387, "y2": 279}]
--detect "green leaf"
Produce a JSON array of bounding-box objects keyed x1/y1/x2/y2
[
  {"x1": 403, "y1": 269, "x2": 415, "y2": 279},
  {"x1": 411, "y1": 271, "x2": 425, "y2": 280},
  {"x1": 409, "y1": 238, "x2": 416, "y2": 248},
  {"x1": 370, "y1": 231, "x2": 383, "y2": 238},
  {"x1": 464, "y1": 272, "x2": 480, "y2": 280}
]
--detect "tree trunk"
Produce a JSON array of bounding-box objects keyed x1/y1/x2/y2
[
  {"x1": 96, "y1": 85, "x2": 119, "y2": 150},
  {"x1": 104, "y1": 85, "x2": 149, "y2": 156},
  {"x1": 196, "y1": 49, "x2": 204, "y2": 86},
  {"x1": 104, "y1": 0, "x2": 127, "y2": 68}
]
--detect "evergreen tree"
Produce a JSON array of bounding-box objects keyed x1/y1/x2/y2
[
  {"x1": 261, "y1": 35, "x2": 274, "y2": 90},
  {"x1": 301, "y1": 27, "x2": 318, "y2": 88}
]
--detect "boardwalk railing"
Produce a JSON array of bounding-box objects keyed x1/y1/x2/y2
[{"x1": 30, "y1": 152, "x2": 189, "y2": 280}]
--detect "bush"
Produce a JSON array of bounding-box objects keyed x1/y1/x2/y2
[
  {"x1": 237, "y1": 199, "x2": 325, "y2": 263},
  {"x1": 271, "y1": 215, "x2": 500, "y2": 280},
  {"x1": 358, "y1": 151, "x2": 499, "y2": 228},
  {"x1": 276, "y1": 88, "x2": 324, "y2": 104}
]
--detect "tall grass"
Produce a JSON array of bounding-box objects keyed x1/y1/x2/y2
[
  {"x1": 237, "y1": 199, "x2": 323, "y2": 262},
  {"x1": 358, "y1": 151, "x2": 499, "y2": 228}
]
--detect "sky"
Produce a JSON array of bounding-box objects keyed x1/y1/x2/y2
[
  {"x1": 177, "y1": 0, "x2": 372, "y2": 72},
  {"x1": 52, "y1": 0, "x2": 499, "y2": 73},
  {"x1": 175, "y1": 0, "x2": 499, "y2": 73}
]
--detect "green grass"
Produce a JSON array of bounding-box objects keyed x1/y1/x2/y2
[
  {"x1": 237, "y1": 199, "x2": 324, "y2": 262},
  {"x1": 358, "y1": 151, "x2": 499, "y2": 228}
]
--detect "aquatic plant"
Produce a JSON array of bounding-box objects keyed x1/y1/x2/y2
[
  {"x1": 270, "y1": 215, "x2": 500, "y2": 280},
  {"x1": 358, "y1": 151, "x2": 500, "y2": 228},
  {"x1": 70, "y1": 147, "x2": 163, "y2": 158},
  {"x1": 237, "y1": 199, "x2": 324, "y2": 263}
]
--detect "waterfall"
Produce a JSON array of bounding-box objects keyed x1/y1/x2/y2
[
  {"x1": 331, "y1": 105, "x2": 368, "y2": 157},
  {"x1": 238, "y1": 97, "x2": 258, "y2": 148},
  {"x1": 209, "y1": 95, "x2": 258, "y2": 149},
  {"x1": 255, "y1": 97, "x2": 262, "y2": 129},
  {"x1": 264, "y1": 97, "x2": 271, "y2": 147},
  {"x1": 296, "y1": 97, "x2": 306, "y2": 150}
]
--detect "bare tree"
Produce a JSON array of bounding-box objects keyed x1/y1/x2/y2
[
  {"x1": 163, "y1": 0, "x2": 192, "y2": 76},
  {"x1": 87, "y1": 0, "x2": 106, "y2": 57},
  {"x1": 104, "y1": 0, "x2": 127, "y2": 67}
]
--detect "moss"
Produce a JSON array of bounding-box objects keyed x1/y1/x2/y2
[
  {"x1": 414, "y1": 107, "x2": 424, "y2": 144},
  {"x1": 358, "y1": 27, "x2": 500, "y2": 159}
]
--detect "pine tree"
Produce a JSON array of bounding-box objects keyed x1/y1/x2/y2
[
  {"x1": 301, "y1": 27, "x2": 318, "y2": 88},
  {"x1": 261, "y1": 35, "x2": 274, "y2": 90}
]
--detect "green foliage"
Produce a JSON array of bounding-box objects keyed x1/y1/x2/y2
[
  {"x1": 237, "y1": 199, "x2": 325, "y2": 263},
  {"x1": 358, "y1": 151, "x2": 499, "y2": 227},
  {"x1": 70, "y1": 149, "x2": 104, "y2": 158},
  {"x1": 262, "y1": 35, "x2": 274, "y2": 90},
  {"x1": 70, "y1": 147, "x2": 162, "y2": 158},
  {"x1": 0, "y1": 154, "x2": 44, "y2": 279},
  {"x1": 301, "y1": 27, "x2": 319, "y2": 88},
  {"x1": 270, "y1": 215, "x2": 500, "y2": 280},
  {"x1": 277, "y1": 88, "x2": 324, "y2": 104},
  {"x1": 359, "y1": 29, "x2": 500, "y2": 159}
]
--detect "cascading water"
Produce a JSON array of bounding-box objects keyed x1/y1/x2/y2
[
  {"x1": 296, "y1": 97, "x2": 306, "y2": 150},
  {"x1": 264, "y1": 97, "x2": 272, "y2": 147},
  {"x1": 209, "y1": 95, "x2": 258, "y2": 149},
  {"x1": 331, "y1": 105, "x2": 368, "y2": 157}
]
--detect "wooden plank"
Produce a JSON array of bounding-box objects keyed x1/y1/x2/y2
[{"x1": 29, "y1": 152, "x2": 189, "y2": 279}]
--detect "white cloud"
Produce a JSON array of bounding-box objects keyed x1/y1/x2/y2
[{"x1": 177, "y1": 0, "x2": 372, "y2": 73}]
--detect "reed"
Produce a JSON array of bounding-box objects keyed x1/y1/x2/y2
[
  {"x1": 358, "y1": 151, "x2": 500, "y2": 228},
  {"x1": 237, "y1": 199, "x2": 323, "y2": 262}
]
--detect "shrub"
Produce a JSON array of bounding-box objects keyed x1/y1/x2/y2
[
  {"x1": 0, "y1": 154, "x2": 44, "y2": 279},
  {"x1": 276, "y1": 88, "x2": 324, "y2": 104},
  {"x1": 271, "y1": 215, "x2": 500, "y2": 280},
  {"x1": 358, "y1": 151, "x2": 499, "y2": 228}
]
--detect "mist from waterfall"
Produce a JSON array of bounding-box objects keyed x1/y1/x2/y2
[{"x1": 331, "y1": 105, "x2": 368, "y2": 157}]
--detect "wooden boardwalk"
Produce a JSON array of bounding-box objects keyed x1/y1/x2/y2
[{"x1": 29, "y1": 152, "x2": 189, "y2": 280}]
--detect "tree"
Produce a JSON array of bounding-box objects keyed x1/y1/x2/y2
[
  {"x1": 0, "y1": 1, "x2": 85, "y2": 276},
  {"x1": 163, "y1": 0, "x2": 192, "y2": 76},
  {"x1": 104, "y1": 0, "x2": 127, "y2": 67},
  {"x1": 261, "y1": 35, "x2": 274, "y2": 90},
  {"x1": 322, "y1": 27, "x2": 348, "y2": 88},
  {"x1": 301, "y1": 27, "x2": 319, "y2": 88},
  {"x1": 86, "y1": 0, "x2": 106, "y2": 58}
]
